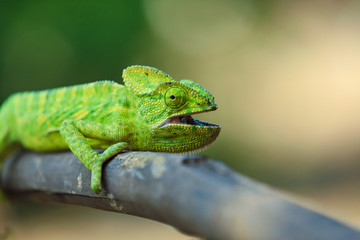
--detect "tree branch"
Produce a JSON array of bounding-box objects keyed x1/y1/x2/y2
[{"x1": 1, "y1": 151, "x2": 359, "y2": 240}]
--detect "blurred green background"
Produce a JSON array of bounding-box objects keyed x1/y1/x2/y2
[{"x1": 1, "y1": 0, "x2": 360, "y2": 239}]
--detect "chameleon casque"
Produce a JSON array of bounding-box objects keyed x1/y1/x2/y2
[{"x1": 0, "y1": 66, "x2": 220, "y2": 194}]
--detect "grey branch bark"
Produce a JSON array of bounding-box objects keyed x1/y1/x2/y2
[{"x1": 1, "y1": 151, "x2": 359, "y2": 240}]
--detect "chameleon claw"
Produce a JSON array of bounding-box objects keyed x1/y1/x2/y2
[{"x1": 91, "y1": 161, "x2": 104, "y2": 194}]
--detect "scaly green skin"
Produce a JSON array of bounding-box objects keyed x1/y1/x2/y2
[{"x1": 0, "y1": 66, "x2": 220, "y2": 193}]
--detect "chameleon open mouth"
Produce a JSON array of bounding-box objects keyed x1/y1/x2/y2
[
  {"x1": 154, "y1": 109, "x2": 221, "y2": 154},
  {"x1": 160, "y1": 113, "x2": 219, "y2": 128}
]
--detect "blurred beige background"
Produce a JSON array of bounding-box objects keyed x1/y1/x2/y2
[{"x1": 1, "y1": 0, "x2": 360, "y2": 239}]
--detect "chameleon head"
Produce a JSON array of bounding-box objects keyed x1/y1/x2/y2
[{"x1": 123, "y1": 65, "x2": 221, "y2": 153}]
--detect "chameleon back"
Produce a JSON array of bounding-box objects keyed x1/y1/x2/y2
[{"x1": 1, "y1": 81, "x2": 135, "y2": 151}]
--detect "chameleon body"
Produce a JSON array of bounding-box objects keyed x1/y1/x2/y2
[{"x1": 0, "y1": 66, "x2": 220, "y2": 193}]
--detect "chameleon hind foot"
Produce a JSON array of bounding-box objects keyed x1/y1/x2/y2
[{"x1": 90, "y1": 142, "x2": 128, "y2": 194}]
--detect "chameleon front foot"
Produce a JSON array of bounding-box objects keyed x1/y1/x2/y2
[
  {"x1": 91, "y1": 162, "x2": 105, "y2": 194},
  {"x1": 89, "y1": 142, "x2": 129, "y2": 194}
]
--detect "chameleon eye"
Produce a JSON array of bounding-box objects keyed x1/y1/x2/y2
[{"x1": 165, "y1": 87, "x2": 187, "y2": 109}]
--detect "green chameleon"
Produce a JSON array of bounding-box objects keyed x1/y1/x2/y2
[{"x1": 0, "y1": 66, "x2": 220, "y2": 194}]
